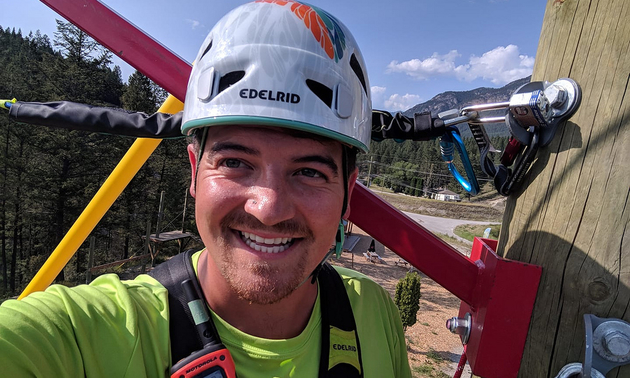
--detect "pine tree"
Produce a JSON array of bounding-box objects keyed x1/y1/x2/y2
[
  {"x1": 122, "y1": 71, "x2": 160, "y2": 113},
  {"x1": 394, "y1": 271, "x2": 421, "y2": 331}
]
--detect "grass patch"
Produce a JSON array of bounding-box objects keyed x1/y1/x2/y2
[
  {"x1": 453, "y1": 223, "x2": 501, "y2": 242},
  {"x1": 426, "y1": 348, "x2": 444, "y2": 363},
  {"x1": 434, "y1": 233, "x2": 471, "y2": 251},
  {"x1": 413, "y1": 364, "x2": 435, "y2": 374},
  {"x1": 412, "y1": 363, "x2": 450, "y2": 378},
  {"x1": 372, "y1": 191, "x2": 503, "y2": 222},
  {"x1": 367, "y1": 183, "x2": 394, "y2": 193},
  {"x1": 434, "y1": 233, "x2": 460, "y2": 244}
]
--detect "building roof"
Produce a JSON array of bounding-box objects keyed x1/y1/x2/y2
[{"x1": 437, "y1": 190, "x2": 459, "y2": 196}]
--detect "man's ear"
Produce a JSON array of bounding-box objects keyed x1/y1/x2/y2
[
  {"x1": 187, "y1": 143, "x2": 198, "y2": 198},
  {"x1": 342, "y1": 167, "x2": 359, "y2": 219}
]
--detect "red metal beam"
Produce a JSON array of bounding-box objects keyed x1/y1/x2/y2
[
  {"x1": 349, "y1": 184, "x2": 480, "y2": 305},
  {"x1": 40, "y1": 0, "x2": 191, "y2": 101}
]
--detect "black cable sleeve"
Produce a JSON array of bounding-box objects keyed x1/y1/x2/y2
[
  {"x1": 8, "y1": 102, "x2": 446, "y2": 142},
  {"x1": 413, "y1": 112, "x2": 446, "y2": 140},
  {"x1": 8, "y1": 101, "x2": 183, "y2": 139},
  {"x1": 371, "y1": 109, "x2": 447, "y2": 142}
]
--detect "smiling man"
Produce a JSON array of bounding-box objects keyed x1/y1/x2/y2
[
  {"x1": 0, "y1": 1, "x2": 411, "y2": 377},
  {"x1": 191, "y1": 125, "x2": 356, "y2": 336}
]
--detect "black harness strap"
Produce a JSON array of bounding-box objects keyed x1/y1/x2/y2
[
  {"x1": 149, "y1": 251, "x2": 362, "y2": 377},
  {"x1": 318, "y1": 263, "x2": 363, "y2": 377},
  {"x1": 148, "y1": 250, "x2": 204, "y2": 363}
]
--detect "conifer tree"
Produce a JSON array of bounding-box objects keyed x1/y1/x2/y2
[{"x1": 394, "y1": 271, "x2": 421, "y2": 331}]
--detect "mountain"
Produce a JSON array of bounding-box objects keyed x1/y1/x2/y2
[{"x1": 401, "y1": 76, "x2": 531, "y2": 138}]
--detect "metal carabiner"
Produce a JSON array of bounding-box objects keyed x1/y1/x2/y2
[{"x1": 440, "y1": 127, "x2": 480, "y2": 195}]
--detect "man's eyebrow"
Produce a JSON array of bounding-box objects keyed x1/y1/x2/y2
[
  {"x1": 209, "y1": 142, "x2": 259, "y2": 156},
  {"x1": 294, "y1": 155, "x2": 339, "y2": 175}
]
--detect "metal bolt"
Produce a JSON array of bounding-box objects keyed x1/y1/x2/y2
[
  {"x1": 544, "y1": 84, "x2": 567, "y2": 108},
  {"x1": 603, "y1": 330, "x2": 630, "y2": 357},
  {"x1": 446, "y1": 312, "x2": 471, "y2": 344},
  {"x1": 592, "y1": 319, "x2": 630, "y2": 363}
]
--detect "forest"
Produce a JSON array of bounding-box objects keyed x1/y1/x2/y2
[
  {"x1": 0, "y1": 22, "x2": 507, "y2": 299},
  {"x1": 359, "y1": 136, "x2": 508, "y2": 198},
  {"x1": 0, "y1": 22, "x2": 193, "y2": 298}
]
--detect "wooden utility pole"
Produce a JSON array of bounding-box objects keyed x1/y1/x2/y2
[{"x1": 497, "y1": 0, "x2": 629, "y2": 377}]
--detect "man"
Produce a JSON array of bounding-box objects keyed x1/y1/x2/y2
[{"x1": 0, "y1": 1, "x2": 411, "y2": 377}]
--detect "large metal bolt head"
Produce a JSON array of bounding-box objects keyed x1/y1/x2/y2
[
  {"x1": 592, "y1": 319, "x2": 630, "y2": 363},
  {"x1": 446, "y1": 317, "x2": 465, "y2": 333},
  {"x1": 603, "y1": 330, "x2": 630, "y2": 357},
  {"x1": 544, "y1": 84, "x2": 568, "y2": 108},
  {"x1": 446, "y1": 313, "x2": 472, "y2": 344}
]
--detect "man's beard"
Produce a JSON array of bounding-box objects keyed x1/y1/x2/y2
[{"x1": 216, "y1": 211, "x2": 316, "y2": 305}]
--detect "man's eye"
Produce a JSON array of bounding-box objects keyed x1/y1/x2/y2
[
  {"x1": 298, "y1": 168, "x2": 324, "y2": 178},
  {"x1": 223, "y1": 159, "x2": 243, "y2": 168}
]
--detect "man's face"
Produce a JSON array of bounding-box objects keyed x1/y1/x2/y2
[{"x1": 188, "y1": 125, "x2": 357, "y2": 305}]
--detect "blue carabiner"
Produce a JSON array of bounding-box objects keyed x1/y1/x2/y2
[{"x1": 439, "y1": 127, "x2": 480, "y2": 195}]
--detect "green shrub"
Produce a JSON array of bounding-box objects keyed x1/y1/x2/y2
[{"x1": 394, "y1": 271, "x2": 421, "y2": 331}]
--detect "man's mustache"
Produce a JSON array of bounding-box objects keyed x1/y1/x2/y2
[{"x1": 220, "y1": 211, "x2": 314, "y2": 239}]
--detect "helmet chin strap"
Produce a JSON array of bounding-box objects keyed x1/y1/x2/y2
[{"x1": 193, "y1": 128, "x2": 209, "y2": 193}]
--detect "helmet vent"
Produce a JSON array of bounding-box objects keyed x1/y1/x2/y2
[
  {"x1": 218, "y1": 71, "x2": 246, "y2": 94},
  {"x1": 350, "y1": 54, "x2": 367, "y2": 95},
  {"x1": 306, "y1": 79, "x2": 333, "y2": 108},
  {"x1": 200, "y1": 40, "x2": 213, "y2": 59}
]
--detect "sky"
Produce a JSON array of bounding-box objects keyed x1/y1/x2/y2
[{"x1": 3, "y1": 0, "x2": 548, "y2": 112}]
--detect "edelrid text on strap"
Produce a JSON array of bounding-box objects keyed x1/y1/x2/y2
[{"x1": 149, "y1": 250, "x2": 363, "y2": 377}]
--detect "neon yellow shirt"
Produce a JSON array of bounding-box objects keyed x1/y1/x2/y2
[{"x1": 0, "y1": 256, "x2": 411, "y2": 378}]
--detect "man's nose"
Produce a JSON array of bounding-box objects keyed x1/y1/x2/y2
[{"x1": 244, "y1": 178, "x2": 296, "y2": 226}]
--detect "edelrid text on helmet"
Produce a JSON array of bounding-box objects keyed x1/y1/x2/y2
[
  {"x1": 238, "y1": 89, "x2": 301, "y2": 104},
  {"x1": 181, "y1": 0, "x2": 372, "y2": 152}
]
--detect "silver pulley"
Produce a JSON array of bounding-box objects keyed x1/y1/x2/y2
[{"x1": 506, "y1": 78, "x2": 581, "y2": 147}]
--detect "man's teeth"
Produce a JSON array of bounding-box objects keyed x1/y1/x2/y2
[{"x1": 241, "y1": 231, "x2": 293, "y2": 253}]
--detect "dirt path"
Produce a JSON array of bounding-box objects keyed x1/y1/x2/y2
[{"x1": 330, "y1": 226, "x2": 472, "y2": 378}]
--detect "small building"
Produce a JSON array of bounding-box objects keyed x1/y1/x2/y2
[{"x1": 434, "y1": 189, "x2": 461, "y2": 202}]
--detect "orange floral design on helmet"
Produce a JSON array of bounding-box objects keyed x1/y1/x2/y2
[{"x1": 255, "y1": 0, "x2": 346, "y2": 62}]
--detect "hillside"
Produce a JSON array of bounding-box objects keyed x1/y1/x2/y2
[
  {"x1": 402, "y1": 76, "x2": 531, "y2": 138},
  {"x1": 373, "y1": 190, "x2": 505, "y2": 222}
]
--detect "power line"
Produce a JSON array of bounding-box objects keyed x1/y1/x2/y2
[{"x1": 359, "y1": 160, "x2": 495, "y2": 182}]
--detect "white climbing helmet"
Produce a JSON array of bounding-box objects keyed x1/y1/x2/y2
[{"x1": 181, "y1": 0, "x2": 372, "y2": 152}]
